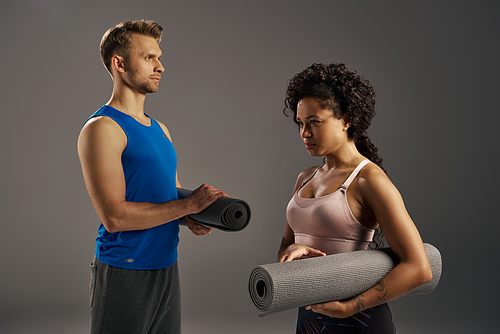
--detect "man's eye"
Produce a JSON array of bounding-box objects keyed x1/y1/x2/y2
[{"x1": 310, "y1": 120, "x2": 318, "y2": 125}]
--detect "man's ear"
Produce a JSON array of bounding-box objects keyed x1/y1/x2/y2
[{"x1": 111, "y1": 55, "x2": 126, "y2": 73}]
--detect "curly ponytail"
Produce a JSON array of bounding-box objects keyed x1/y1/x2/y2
[{"x1": 354, "y1": 134, "x2": 385, "y2": 174}]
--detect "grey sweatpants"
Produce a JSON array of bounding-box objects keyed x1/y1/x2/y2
[{"x1": 90, "y1": 257, "x2": 181, "y2": 334}]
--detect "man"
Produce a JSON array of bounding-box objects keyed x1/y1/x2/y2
[{"x1": 78, "y1": 20, "x2": 226, "y2": 334}]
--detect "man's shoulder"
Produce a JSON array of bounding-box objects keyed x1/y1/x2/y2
[
  {"x1": 82, "y1": 114, "x2": 122, "y2": 133},
  {"x1": 79, "y1": 114, "x2": 126, "y2": 149}
]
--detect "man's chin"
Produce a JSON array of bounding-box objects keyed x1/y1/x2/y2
[{"x1": 143, "y1": 86, "x2": 159, "y2": 94}]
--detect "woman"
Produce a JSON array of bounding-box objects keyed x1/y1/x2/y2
[{"x1": 278, "y1": 63, "x2": 432, "y2": 333}]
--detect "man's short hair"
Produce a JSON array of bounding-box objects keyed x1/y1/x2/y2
[{"x1": 100, "y1": 20, "x2": 163, "y2": 74}]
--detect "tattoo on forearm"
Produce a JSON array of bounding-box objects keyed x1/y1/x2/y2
[
  {"x1": 374, "y1": 279, "x2": 388, "y2": 304},
  {"x1": 353, "y1": 280, "x2": 388, "y2": 314},
  {"x1": 353, "y1": 293, "x2": 365, "y2": 313}
]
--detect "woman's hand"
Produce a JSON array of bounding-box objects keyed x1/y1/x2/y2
[
  {"x1": 305, "y1": 297, "x2": 358, "y2": 319},
  {"x1": 279, "y1": 243, "x2": 326, "y2": 262}
]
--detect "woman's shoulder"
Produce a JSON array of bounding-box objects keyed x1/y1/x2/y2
[
  {"x1": 292, "y1": 165, "x2": 322, "y2": 192},
  {"x1": 357, "y1": 161, "x2": 389, "y2": 181},
  {"x1": 298, "y1": 165, "x2": 322, "y2": 181},
  {"x1": 356, "y1": 162, "x2": 396, "y2": 196}
]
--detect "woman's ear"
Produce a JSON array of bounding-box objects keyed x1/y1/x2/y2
[{"x1": 342, "y1": 115, "x2": 351, "y2": 131}]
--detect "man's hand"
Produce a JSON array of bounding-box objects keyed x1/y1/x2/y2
[
  {"x1": 184, "y1": 216, "x2": 213, "y2": 236},
  {"x1": 187, "y1": 184, "x2": 229, "y2": 213},
  {"x1": 182, "y1": 184, "x2": 228, "y2": 236}
]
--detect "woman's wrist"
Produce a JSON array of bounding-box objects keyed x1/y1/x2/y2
[{"x1": 346, "y1": 294, "x2": 366, "y2": 316}]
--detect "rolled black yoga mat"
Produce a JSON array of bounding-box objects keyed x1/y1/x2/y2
[
  {"x1": 177, "y1": 188, "x2": 251, "y2": 232},
  {"x1": 248, "y1": 243, "x2": 442, "y2": 317}
]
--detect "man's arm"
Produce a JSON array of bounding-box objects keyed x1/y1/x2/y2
[
  {"x1": 158, "y1": 120, "x2": 215, "y2": 236},
  {"x1": 77, "y1": 116, "x2": 225, "y2": 233}
]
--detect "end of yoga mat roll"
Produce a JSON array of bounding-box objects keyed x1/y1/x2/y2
[
  {"x1": 248, "y1": 243, "x2": 442, "y2": 317},
  {"x1": 177, "y1": 188, "x2": 251, "y2": 232}
]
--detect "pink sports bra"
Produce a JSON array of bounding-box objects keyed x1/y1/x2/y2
[{"x1": 286, "y1": 160, "x2": 375, "y2": 255}]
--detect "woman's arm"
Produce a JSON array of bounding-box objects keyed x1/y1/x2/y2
[{"x1": 307, "y1": 164, "x2": 432, "y2": 318}]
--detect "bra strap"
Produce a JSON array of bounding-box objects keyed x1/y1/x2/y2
[
  {"x1": 297, "y1": 164, "x2": 325, "y2": 191},
  {"x1": 340, "y1": 160, "x2": 371, "y2": 192}
]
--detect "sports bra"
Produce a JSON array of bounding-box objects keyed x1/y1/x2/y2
[{"x1": 286, "y1": 160, "x2": 375, "y2": 255}]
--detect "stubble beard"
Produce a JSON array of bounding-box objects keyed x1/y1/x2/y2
[
  {"x1": 142, "y1": 82, "x2": 159, "y2": 94},
  {"x1": 126, "y1": 69, "x2": 159, "y2": 94},
  {"x1": 135, "y1": 77, "x2": 159, "y2": 94}
]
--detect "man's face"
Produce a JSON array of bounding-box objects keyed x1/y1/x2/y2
[{"x1": 122, "y1": 33, "x2": 164, "y2": 94}]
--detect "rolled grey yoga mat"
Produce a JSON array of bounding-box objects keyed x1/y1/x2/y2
[
  {"x1": 177, "y1": 188, "x2": 251, "y2": 232},
  {"x1": 249, "y1": 243, "x2": 442, "y2": 317}
]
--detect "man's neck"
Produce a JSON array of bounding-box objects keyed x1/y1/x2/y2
[{"x1": 107, "y1": 84, "x2": 147, "y2": 118}]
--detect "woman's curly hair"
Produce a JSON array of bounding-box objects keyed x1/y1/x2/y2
[{"x1": 283, "y1": 63, "x2": 386, "y2": 173}]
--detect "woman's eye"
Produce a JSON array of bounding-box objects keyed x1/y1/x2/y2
[{"x1": 310, "y1": 120, "x2": 318, "y2": 125}]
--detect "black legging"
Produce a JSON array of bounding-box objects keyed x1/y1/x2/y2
[{"x1": 296, "y1": 303, "x2": 396, "y2": 334}]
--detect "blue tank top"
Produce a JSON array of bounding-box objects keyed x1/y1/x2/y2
[{"x1": 86, "y1": 105, "x2": 180, "y2": 270}]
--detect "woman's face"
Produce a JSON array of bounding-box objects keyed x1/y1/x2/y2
[{"x1": 295, "y1": 97, "x2": 350, "y2": 157}]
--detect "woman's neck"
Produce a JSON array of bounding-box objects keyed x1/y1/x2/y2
[{"x1": 323, "y1": 142, "x2": 364, "y2": 170}]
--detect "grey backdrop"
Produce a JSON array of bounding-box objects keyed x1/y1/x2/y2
[{"x1": 1, "y1": 0, "x2": 498, "y2": 333}]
